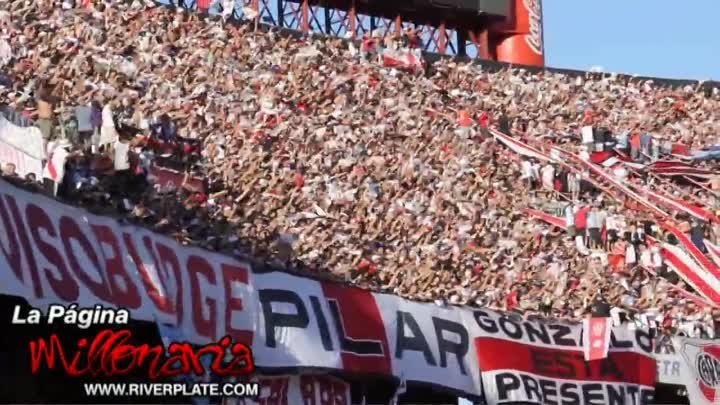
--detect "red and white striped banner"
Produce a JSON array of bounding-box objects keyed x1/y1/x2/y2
[
  {"x1": 570, "y1": 151, "x2": 669, "y2": 218},
  {"x1": 642, "y1": 188, "x2": 718, "y2": 223},
  {"x1": 653, "y1": 240, "x2": 720, "y2": 304},
  {"x1": 489, "y1": 128, "x2": 553, "y2": 162},
  {"x1": 494, "y1": 128, "x2": 720, "y2": 306},
  {"x1": 641, "y1": 266, "x2": 715, "y2": 308},
  {"x1": 646, "y1": 160, "x2": 714, "y2": 179},
  {"x1": 704, "y1": 241, "x2": 720, "y2": 271},
  {"x1": 662, "y1": 223, "x2": 720, "y2": 286}
]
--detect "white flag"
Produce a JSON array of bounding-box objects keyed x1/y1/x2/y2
[
  {"x1": 42, "y1": 144, "x2": 69, "y2": 195},
  {"x1": 242, "y1": 6, "x2": 258, "y2": 20},
  {"x1": 220, "y1": 0, "x2": 235, "y2": 19}
]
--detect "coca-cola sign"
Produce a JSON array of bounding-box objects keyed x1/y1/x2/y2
[{"x1": 523, "y1": 0, "x2": 544, "y2": 56}]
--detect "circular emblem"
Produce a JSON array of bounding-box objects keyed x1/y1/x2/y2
[{"x1": 696, "y1": 352, "x2": 720, "y2": 388}]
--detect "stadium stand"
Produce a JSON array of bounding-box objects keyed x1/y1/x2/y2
[{"x1": 0, "y1": 0, "x2": 718, "y2": 404}]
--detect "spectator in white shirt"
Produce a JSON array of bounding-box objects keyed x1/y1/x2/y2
[
  {"x1": 540, "y1": 163, "x2": 555, "y2": 192},
  {"x1": 651, "y1": 246, "x2": 663, "y2": 273},
  {"x1": 520, "y1": 159, "x2": 534, "y2": 189},
  {"x1": 626, "y1": 243, "x2": 638, "y2": 269},
  {"x1": 564, "y1": 203, "x2": 576, "y2": 237},
  {"x1": 640, "y1": 245, "x2": 653, "y2": 268},
  {"x1": 586, "y1": 206, "x2": 601, "y2": 249}
]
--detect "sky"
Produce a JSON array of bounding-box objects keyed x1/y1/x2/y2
[
  {"x1": 160, "y1": 0, "x2": 719, "y2": 81},
  {"x1": 542, "y1": 0, "x2": 720, "y2": 81}
]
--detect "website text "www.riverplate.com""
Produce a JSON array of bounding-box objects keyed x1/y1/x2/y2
[{"x1": 84, "y1": 382, "x2": 260, "y2": 397}]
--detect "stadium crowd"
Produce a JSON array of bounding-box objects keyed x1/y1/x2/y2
[{"x1": 0, "y1": 0, "x2": 719, "y2": 344}]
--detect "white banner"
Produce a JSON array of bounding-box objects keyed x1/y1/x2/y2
[
  {"x1": 374, "y1": 294, "x2": 480, "y2": 396},
  {"x1": 673, "y1": 337, "x2": 720, "y2": 405},
  {"x1": 654, "y1": 353, "x2": 686, "y2": 386},
  {"x1": 0, "y1": 139, "x2": 43, "y2": 178},
  {"x1": 0, "y1": 116, "x2": 45, "y2": 177},
  {"x1": 0, "y1": 116, "x2": 45, "y2": 159}
]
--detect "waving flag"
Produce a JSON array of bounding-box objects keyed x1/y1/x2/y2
[
  {"x1": 242, "y1": 6, "x2": 259, "y2": 20},
  {"x1": 382, "y1": 48, "x2": 424, "y2": 72},
  {"x1": 42, "y1": 145, "x2": 69, "y2": 195}
]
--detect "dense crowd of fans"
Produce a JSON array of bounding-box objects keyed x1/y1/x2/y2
[{"x1": 1, "y1": 0, "x2": 719, "y2": 344}]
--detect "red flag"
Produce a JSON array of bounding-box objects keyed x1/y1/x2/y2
[
  {"x1": 196, "y1": 0, "x2": 211, "y2": 10},
  {"x1": 361, "y1": 37, "x2": 378, "y2": 53},
  {"x1": 294, "y1": 173, "x2": 305, "y2": 189},
  {"x1": 381, "y1": 49, "x2": 424, "y2": 72},
  {"x1": 457, "y1": 110, "x2": 473, "y2": 127},
  {"x1": 357, "y1": 259, "x2": 376, "y2": 275},
  {"x1": 589, "y1": 150, "x2": 614, "y2": 164},
  {"x1": 477, "y1": 112, "x2": 489, "y2": 128},
  {"x1": 582, "y1": 317, "x2": 612, "y2": 361},
  {"x1": 670, "y1": 143, "x2": 691, "y2": 156},
  {"x1": 505, "y1": 290, "x2": 518, "y2": 310}
]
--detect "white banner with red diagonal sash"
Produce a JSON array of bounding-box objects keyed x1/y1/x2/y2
[
  {"x1": 673, "y1": 337, "x2": 720, "y2": 405},
  {"x1": 43, "y1": 142, "x2": 69, "y2": 188}
]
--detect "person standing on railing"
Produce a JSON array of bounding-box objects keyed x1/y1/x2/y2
[{"x1": 35, "y1": 81, "x2": 58, "y2": 141}]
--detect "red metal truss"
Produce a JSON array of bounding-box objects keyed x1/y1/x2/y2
[{"x1": 178, "y1": 0, "x2": 488, "y2": 58}]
